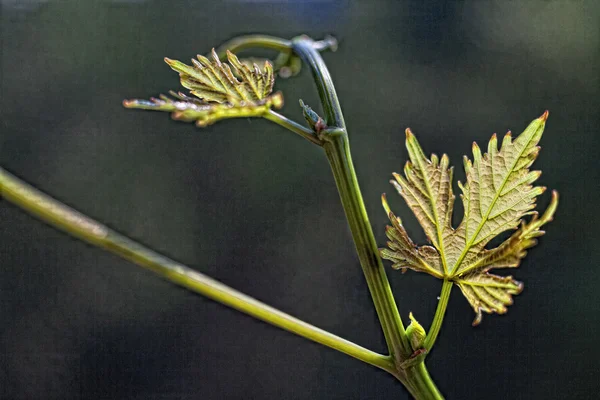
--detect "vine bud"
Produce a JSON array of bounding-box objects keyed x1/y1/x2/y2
[
  {"x1": 299, "y1": 99, "x2": 327, "y2": 133},
  {"x1": 406, "y1": 312, "x2": 426, "y2": 351}
]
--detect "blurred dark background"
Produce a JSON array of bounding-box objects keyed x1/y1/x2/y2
[{"x1": 1, "y1": 1, "x2": 599, "y2": 399}]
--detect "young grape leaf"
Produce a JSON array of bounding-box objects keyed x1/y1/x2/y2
[
  {"x1": 380, "y1": 112, "x2": 558, "y2": 325},
  {"x1": 123, "y1": 49, "x2": 283, "y2": 127}
]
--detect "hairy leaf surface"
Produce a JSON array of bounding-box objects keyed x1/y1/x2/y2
[{"x1": 381, "y1": 112, "x2": 558, "y2": 325}]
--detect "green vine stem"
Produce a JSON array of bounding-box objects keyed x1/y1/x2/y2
[
  {"x1": 424, "y1": 280, "x2": 453, "y2": 351},
  {"x1": 0, "y1": 167, "x2": 395, "y2": 374},
  {"x1": 290, "y1": 36, "x2": 408, "y2": 357},
  {"x1": 289, "y1": 35, "x2": 443, "y2": 398}
]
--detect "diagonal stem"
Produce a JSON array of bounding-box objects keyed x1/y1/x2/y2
[
  {"x1": 0, "y1": 167, "x2": 395, "y2": 374},
  {"x1": 320, "y1": 131, "x2": 410, "y2": 359}
]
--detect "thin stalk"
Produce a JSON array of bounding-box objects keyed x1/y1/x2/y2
[
  {"x1": 0, "y1": 167, "x2": 395, "y2": 374},
  {"x1": 424, "y1": 280, "x2": 453, "y2": 352},
  {"x1": 264, "y1": 110, "x2": 322, "y2": 145}
]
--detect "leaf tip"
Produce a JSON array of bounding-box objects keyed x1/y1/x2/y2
[
  {"x1": 540, "y1": 190, "x2": 559, "y2": 223},
  {"x1": 472, "y1": 312, "x2": 483, "y2": 327},
  {"x1": 211, "y1": 48, "x2": 221, "y2": 64},
  {"x1": 540, "y1": 110, "x2": 549, "y2": 122},
  {"x1": 405, "y1": 128, "x2": 414, "y2": 139},
  {"x1": 196, "y1": 119, "x2": 209, "y2": 128},
  {"x1": 382, "y1": 193, "x2": 391, "y2": 215},
  {"x1": 472, "y1": 141, "x2": 482, "y2": 159},
  {"x1": 515, "y1": 280, "x2": 525, "y2": 294}
]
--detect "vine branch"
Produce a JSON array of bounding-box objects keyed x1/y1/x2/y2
[{"x1": 0, "y1": 167, "x2": 394, "y2": 374}]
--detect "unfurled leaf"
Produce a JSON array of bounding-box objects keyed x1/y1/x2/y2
[
  {"x1": 123, "y1": 49, "x2": 283, "y2": 127},
  {"x1": 380, "y1": 112, "x2": 558, "y2": 325}
]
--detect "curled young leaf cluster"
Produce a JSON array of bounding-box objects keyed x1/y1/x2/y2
[
  {"x1": 380, "y1": 112, "x2": 558, "y2": 325},
  {"x1": 123, "y1": 49, "x2": 283, "y2": 127}
]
